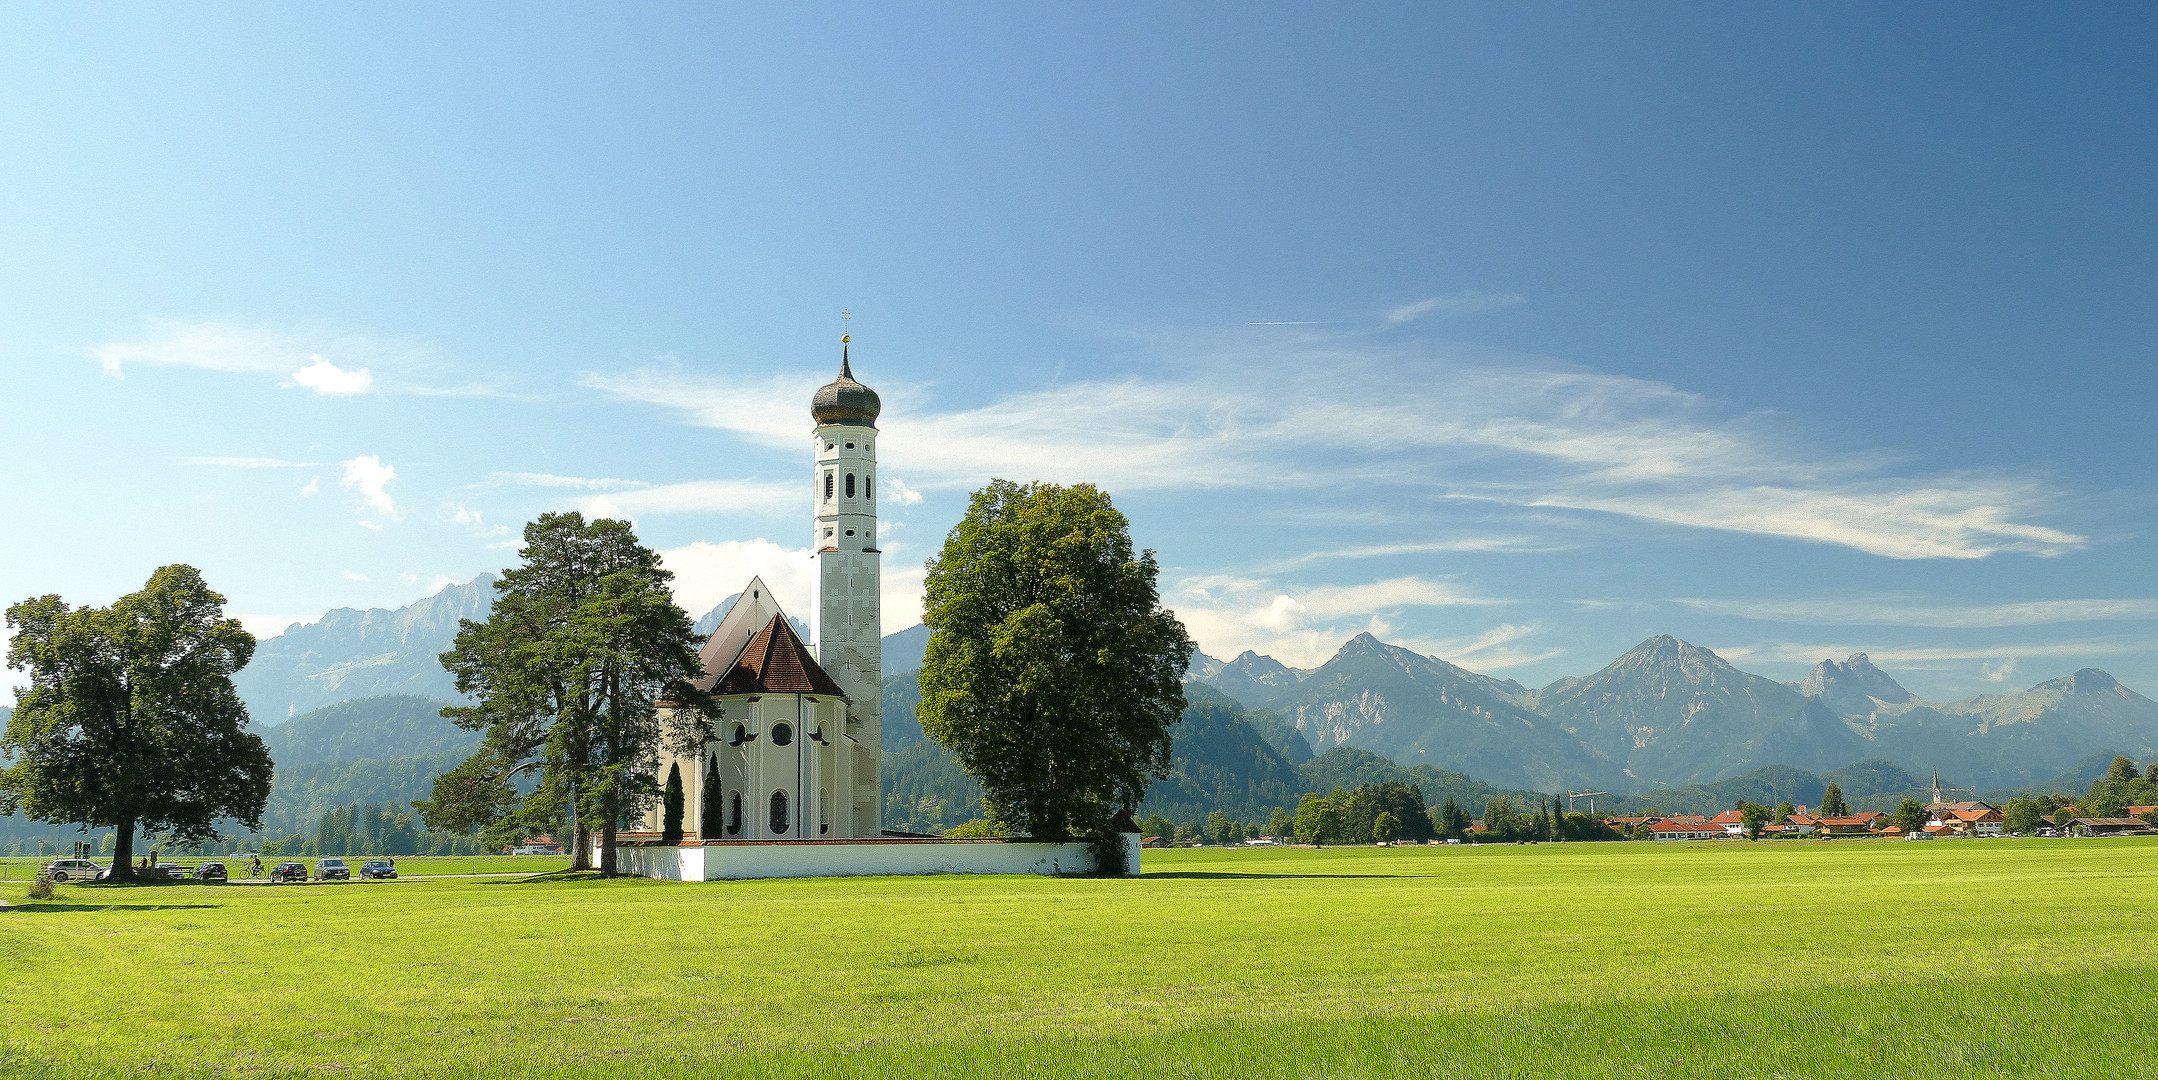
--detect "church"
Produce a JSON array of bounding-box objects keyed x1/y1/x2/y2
[
  {"x1": 629, "y1": 338, "x2": 888, "y2": 841},
  {"x1": 612, "y1": 336, "x2": 1137, "y2": 879}
]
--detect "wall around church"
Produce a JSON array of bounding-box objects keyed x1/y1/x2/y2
[{"x1": 608, "y1": 834, "x2": 1141, "y2": 881}]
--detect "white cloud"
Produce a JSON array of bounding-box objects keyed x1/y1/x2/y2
[
  {"x1": 1671, "y1": 595, "x2": 2158, "y2": 628},
  {"x1": 577, "y1": 479, "x2": 802, "y2": 521},
  {"x1": 1982, "y1": 657, "x2": 2018, "y2": 684},
  {"x1": 299, "y1": 476, "x2": 320, "y2": 498},
  {"x1": 580, "y1": 331, "x2": 2085, "y2": 562},
  {"x1": 1387, "y1": 291, "x2": 1526, "y2": 323},
  {"x1": 287, "y1": 356, "x2": 373, "y2": 396},
  {"x1": 233, "y1": 613, "x2": 319, "y2": 639},
  {"x1": 1172, "y1": 573, "x2": 1503, "y2": 667},
  {"x1": 179, "y1": 456, "x2": 321, "y2": 468},
  {"x1": 340, "y1": 455, "x2": 399, "y2": 522},
  {"x1": 656, "y1": 539, "x2": 815, "y2": 625},
  {"x1": 341, "y1": 570, "x2": 368, "y2": 582},
  {"x1": 883, "y1": 476, "x2": 926, "y2": 507}
]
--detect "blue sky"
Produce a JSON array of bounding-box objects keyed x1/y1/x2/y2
[{"x1": 5, "y1": 3, "x2": 2156, "y2": 703}]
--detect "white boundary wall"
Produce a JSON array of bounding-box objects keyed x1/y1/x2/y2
[{"x1": 609, "y1": 834, "x2": 1141, "y2": 881}]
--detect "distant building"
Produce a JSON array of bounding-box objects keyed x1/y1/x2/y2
[
  {"x1": 2066, "y1": 817, "x2": 2153, "y2": 837},
  {"x1": 1645, "y1": 821, "x2": 1719, "y2": 841}
]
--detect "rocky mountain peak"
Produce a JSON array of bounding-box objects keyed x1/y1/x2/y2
[
  {"x1": 2047, "y1": 668, "x2": 2121, "y2": 695},
  {"x1": 1798, "y1": 651, "x2": 1912, "y2": 715},
  {"x1": 1603, "y1": 635, "x2": 1736, "y2": 683}
]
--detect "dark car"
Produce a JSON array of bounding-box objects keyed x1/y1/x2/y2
[
  {"x1": 269, "y1": 861, "x2": 308, "y2": 883},
  {"x1": 314, "y1": 858, "x2": 351, "y2": 881},
  {"x1": 191, "y1": 862, "x2": 227, "y2": 882},
  {"x1": 358, "y1": 859, "x2": 397, "y2": 880}
]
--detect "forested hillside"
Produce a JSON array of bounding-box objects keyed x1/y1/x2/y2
[{"x1": 261, "y1": 696, "x2": 475, "y2": 766}]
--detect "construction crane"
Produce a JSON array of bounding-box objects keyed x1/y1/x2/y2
[{"x1": 1567, "y1": 790, "x2": 1609, "y2": 813}]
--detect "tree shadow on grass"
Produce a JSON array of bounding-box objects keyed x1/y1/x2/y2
[
  {"x1": 473, "y1": 870, "x2": 610, "y2": 886},
  {"x1": 1143, "y1": 871, "x2": 1400, "y2": 879},
  {"x1": 2, "y1": 902, "x2": 220, "y2": 913}
]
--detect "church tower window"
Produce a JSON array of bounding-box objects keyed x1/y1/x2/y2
[
  {"x1": 845, "y1": 473, "x2": 856, "y2": 499},
  {"x1": 824, "y1": 472, "x2": 833, "y2": 499},
  {"x1": 769, "y1": 790, "x2": 790, "y2": 834},
  {"x1": 865, "y1": 474, "x2": 872, "y2": 499},
  {"x1": 771, "y1": 722, "x2": 794, "y2": 747},
  {"x1": 820, "y1": 790, "x2": 830, "y2": 835}
]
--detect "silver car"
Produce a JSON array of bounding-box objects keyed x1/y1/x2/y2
[{"x1": 43, "y1": 858, "x2": 106, "y2": 883}]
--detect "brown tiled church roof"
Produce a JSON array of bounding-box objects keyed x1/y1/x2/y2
[{"x1": 706, "y1": 614, "x2": 848, "y2": 698}]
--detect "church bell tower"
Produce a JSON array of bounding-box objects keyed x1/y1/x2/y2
[{"x1": 809, "y1": 332, "x2": 883, "y2": 835}]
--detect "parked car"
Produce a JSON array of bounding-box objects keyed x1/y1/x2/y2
[
  {"x1": 191, "y1": 862, "x2": 227, "y2": 882},
  {"x1": 155, "y1": 862, "x2": 186, "y2": 878},
  {"x1": 269, "y1": 861, "x2": 308, "y2": 883},
  {"x1": 358, "y1": 859, "x2": 397, "y2": 880},
  {"x1": 314, "y1": 858, "x2": 351, "y2": 881},
  {"x1": 43, "y1": 858, "x2": 106, "y2": 883}
]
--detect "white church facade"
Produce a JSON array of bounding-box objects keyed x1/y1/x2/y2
[{"x1": 615, "y1": 337, "x2": 1137, "y2": 878}]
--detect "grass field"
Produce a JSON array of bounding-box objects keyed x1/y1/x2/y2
[{"x1": 2, "y1": 838, "x2": 2154, "y2": 1078}]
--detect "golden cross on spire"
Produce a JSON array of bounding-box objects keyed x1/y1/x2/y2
[{"x1": 840, "y1": 310, "x2": 851, "y2": 344}]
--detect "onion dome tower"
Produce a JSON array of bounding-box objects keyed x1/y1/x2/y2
[{"x1": 810, "y1": 329, "x2": 883, "y2": 835}]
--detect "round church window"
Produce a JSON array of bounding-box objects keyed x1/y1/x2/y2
[{"x1": 770, "y1": 722, "x2": 794, "y2": 746}]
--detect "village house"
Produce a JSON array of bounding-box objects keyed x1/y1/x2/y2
[
  {"x1": 1784, "y1": 813, "x2": 1822, "y2": 835},
  {"x1": 2066, "y1": 817, "x2": 2154, "y2": 837},
  {"x1": 1645, "y1": 821, "x2": 1720, "y2": 841},
  {"x1": 1814, "y1": 812, "x2": 1885, "y2": 837}
]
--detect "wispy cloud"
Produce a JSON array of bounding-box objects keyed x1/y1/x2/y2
[
  {"x1": 91, "y1": 319, "x2": 506, "y2": 397},
  {"x1": 1672, "y1": 595, "x2": 2158, "y2": 628},
  {"x1": 1386, "y1": 623, "x2": 1564, "y2": 672},
  {"x1": 340, "y1": 455, "x2": 398, "y2": 522},
  {"x1": 581, "y1": 331, "x2": 2086, "y2": 562},
  {"x1": 488, "y1": 472, "x2": 648, "y2": 491},
  {"x1": 179, "y1": 456, "x2": 322, "y2": 468},
  {"x1": 1267, "y1": 536, "x2": 1572, "y2": 570},
  {"x1": 1386, "y1": 291, "x2": 1526, "y2": 323},
  {"x1": 1719, "y1": 637, "x2": 2156, "y2": 669}
]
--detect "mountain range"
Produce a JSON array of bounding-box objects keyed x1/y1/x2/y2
[{"x1": 1194, "y1": 635, "x2": 2158, "y2": 793}]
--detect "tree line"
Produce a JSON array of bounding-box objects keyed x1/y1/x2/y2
[{"x1": 1142, "y1": 783, "x2": 1629, "y2": 846}]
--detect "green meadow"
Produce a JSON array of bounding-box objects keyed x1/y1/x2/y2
[{"x1": 2, "y1": 839, "x2": 2154, "y2": 1079}]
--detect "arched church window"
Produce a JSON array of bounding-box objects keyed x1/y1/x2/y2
[
  {"x1": 770, "y1": 722, "x2": 794, "y2": 747},
  {"x1": 845, "y1": 473, "x2": 856, "y2": 499},
  {"x1": 824, "y1": 472, "x2": 833, "y2": 499},
  {"x1": 820, "y1": 790, "x2": 830, "y2": 836},
  {"x1": 865, "y1": 474, "x2": 872, "y2": 499},
  {"x1": 769, "y1": 790, "x2": 790, "y2": 835},
  {"x1": 727, "y1": 791, "x2": 743, "y2": 836}
]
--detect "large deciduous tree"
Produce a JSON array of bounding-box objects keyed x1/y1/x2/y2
[
  {"x1": 1, "y1": 565, "x2": 273, "y2": 882},
  {"x1": 918, "y1": 481, "x2": 1194, "y2": 842},
  {"x1": 417, "y1": 513, "x2": 716, "y2": 875}
]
